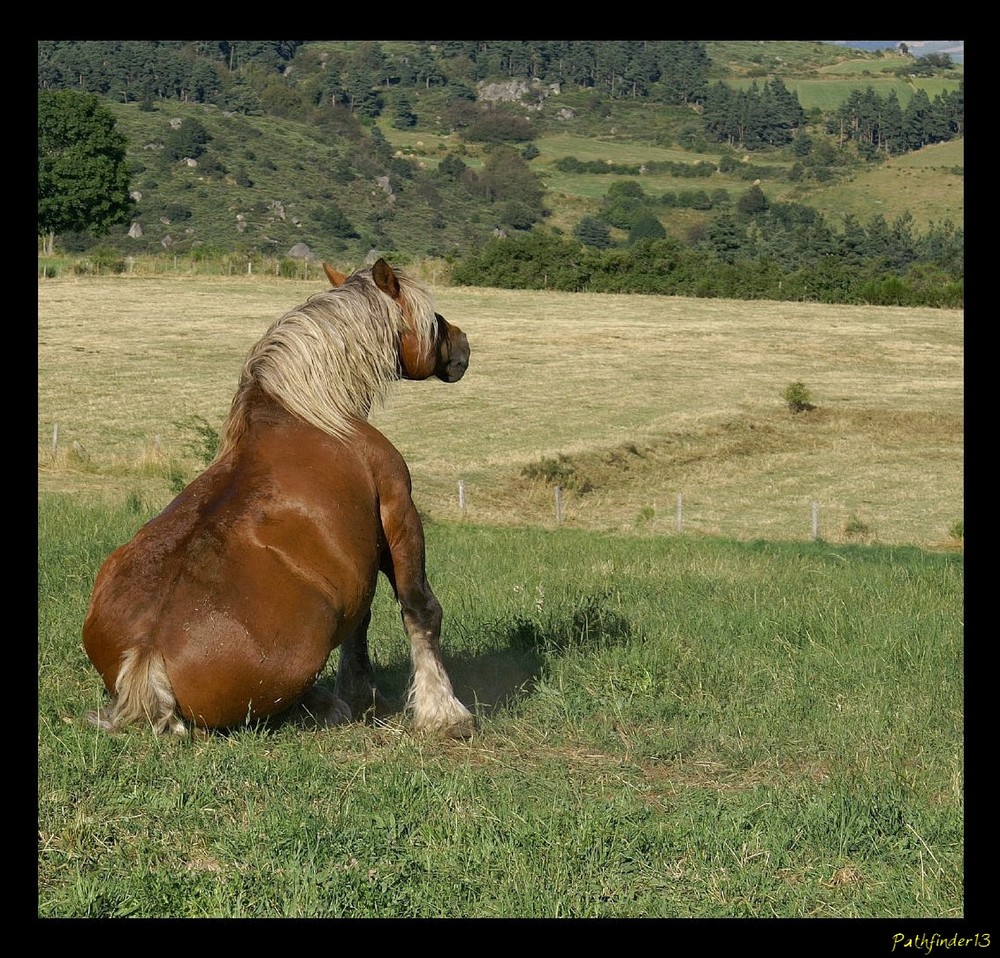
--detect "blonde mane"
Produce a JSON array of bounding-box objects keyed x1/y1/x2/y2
[{"x1": 217, "y1": 265, "x2": 438, "y2": 458}]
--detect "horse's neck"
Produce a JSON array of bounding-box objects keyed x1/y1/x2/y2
[
  {"x1": 245, "y1": 385, "x2": 295, "y2": 427},
  {"x1": 219, "y1": 381, "x2": 367, "y2": 461}
]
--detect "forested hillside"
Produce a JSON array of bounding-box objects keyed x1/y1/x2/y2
[{"x1": 37, "y1": 40, "x2": 964, "y2": 306}]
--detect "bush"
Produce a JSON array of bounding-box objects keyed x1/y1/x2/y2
[
  {"x1": 628, "y1": 214, "x2": 667, "y2": 244},
  {"x1": 521, "y1": 453, "x2": 593, "y2": 493},
  {"x1": 176, "y1": 415, "x2": 220, "y2": 465},
  {"x1": 73, "y1": 247, "x2": 128, "y2": 275},
  {"x1": 573, "y1": 216, "x2": 612, "y2": 249},
  {"x1": 782, "y1": 381, "x2": 815, "y2": 412},
  {"x1": 737, "y1": 184, "x2": 769, "y2": 215}
]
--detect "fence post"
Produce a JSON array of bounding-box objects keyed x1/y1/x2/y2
[
  {"x1": 51, "y1": 423, "x2": 58, "y2": 457},
  {"x1": 458, "y1": 479, "x2": 466, "y2": 518},
  {"x1": 555, "y1": 485, "x2": 563, "y2": 525},
  {"x1": 812, "y1": 500, "x2": 819, "y2": 540},
  {"x1": 677, "y1": 493, "x2": 683, "y2": 532}
]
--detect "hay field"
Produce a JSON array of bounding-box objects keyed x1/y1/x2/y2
[{"x1": 38, "y1": 274, "x2": 963, "y2": 548}]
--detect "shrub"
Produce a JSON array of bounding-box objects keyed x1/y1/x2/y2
[
  {"x1": 573, "y1": 216, "x2": 612, "y2": 249},
  {"x1": 782, "y1": 381, "x2": 815, "y2": 412},
  {"x1": 176, "y1": 415, "x2": 220, "y2": 465},
  {"x1": 843, "y1": 515, "x2": 874, "y2": 539},
  {"x1": 737, "y1": 184, "x2": 769, "y2": 215},
  {"x1": 73, "y1": 247, "x2": 127, "y2": 274},
  {"x1": 628, "y1": 213, "x2": 667, "y2": 244},
  {"x1": 521, "y1": 453, "x2": 593, "y2": 493},
  {"x1": 521, "y1": 453, "x2": 576, "y2": 486}
]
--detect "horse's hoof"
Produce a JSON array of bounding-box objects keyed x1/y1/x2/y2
[
  {"x1": 445, "y1": 717, "x2": 476, "y2": 740},
  {"x1": 297, "y1": 686, "x2": 352, "y2": 727}
]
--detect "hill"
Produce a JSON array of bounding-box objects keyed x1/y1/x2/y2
[{"x1": 38, "y1": 40, "x2": 963, "y2": 271}]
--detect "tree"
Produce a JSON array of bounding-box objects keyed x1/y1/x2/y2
[
  {"x1": 573, "y1": 215, "x2": 612, "y2": 249},
  {"x1": 737, "y1": 184, "x2": 769, "y2": 215},
  {"x1": 38, "y1": 90, "x2": 133, "y2": 253},
  {"x1": 411, "y1": 44, "x2": 447, "y2": 88},
  {"x1": 436, "y1": 153, "x2": 468, "y2": 181},
  {"x1": 628, "y1": 213, "x2": 666, "y2": 244},
  {"x1": 164, "y1": 117, "x2": 211, "y2": 160},
  {"x1": 902, "y1": 89, "x2": 933, "y2": 150},
  {"x1": 476, "y1": 144, "x2": 545, "y2": 213},
  {"x1": 656, "y1": 41, "x2": 709, "y2": 105},
  {"x1": 392, "y1": 95, "x2": 417, "y2": 129},
  {"x1": 314, "y1": 203, "x2": 359, "y2": 239}
]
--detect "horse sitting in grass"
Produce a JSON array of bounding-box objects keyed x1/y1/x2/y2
[{"x1": 82, "y1": 258, "x2": 475, "y2": 739}]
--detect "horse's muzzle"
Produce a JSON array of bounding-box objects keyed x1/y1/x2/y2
[{"x1": 439, "y1": 330, "x2": 470, "y2": 382}]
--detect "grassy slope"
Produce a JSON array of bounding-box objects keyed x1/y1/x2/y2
[{"x1": 83, "y1": 41, "x2": 964, "y2": 263}]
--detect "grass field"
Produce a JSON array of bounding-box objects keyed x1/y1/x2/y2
[
  {"x1": 39, "y1": 497, "x2": 964, "y2": 919},
  {"x1": 730, "y1": 74, "x2": 962, "y2": 113},
  {"x1": 38, "y1": 275, "x2": 964, "y2": 549},
  {"x1": 516, "y1": 129, "x2": 964, "y2": 234},
  {"x1": 37, "y1": 273, "x2": 965, "y2": 921}
]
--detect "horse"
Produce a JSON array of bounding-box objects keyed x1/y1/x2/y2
[{"x1": 82, "y1": 258, "x2": 475, "y2": 739}]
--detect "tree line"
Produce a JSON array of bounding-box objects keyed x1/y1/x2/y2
[
  {"x1": 828, "y1": 84, "x2": 964, "y2": 157},
  {"x1": 37, "y1": 40, "x2": 712, "y2": 108},
  {"x1": 37, "y1": 42, "x2": 963, "y2": 307},
  {"x1": 38, "y1": 40, "x2": 962, "y2": 162},
  {"x1": 453, "y1": 191, "x2": 963, "y2": 309}
]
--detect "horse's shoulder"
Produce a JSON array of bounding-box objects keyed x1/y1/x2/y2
[{"x1": 346, "y1": 422, "x2": 412, "y2": 496}]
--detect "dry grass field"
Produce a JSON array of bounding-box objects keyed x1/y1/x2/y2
[{"x1": 38, "y1": 274, "x2": 963, "y2": 549}]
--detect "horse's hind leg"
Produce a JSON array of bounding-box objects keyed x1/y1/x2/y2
[
  {"x1": 334, "y1": 612, "x2": 393, "y2": 721},
  {"x1": 293, "y1": 685, "x2": 353, "y2": 728}
]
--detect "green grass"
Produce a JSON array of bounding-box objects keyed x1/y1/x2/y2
[
  {"x1": 726, "y1": 75, "x2": 962, "y2": 112},
  {"x1": 802, "y1": 138, "x2": 963, "y2": 230},
  {"x1": 39, "y1": 495, "x2": 963, "y2": 918}
]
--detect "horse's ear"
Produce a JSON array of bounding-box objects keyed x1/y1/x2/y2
[
  {"x1": 371, "y1": 258, "x2": 401, "y2": 300},
  {"x1": 323, "y1": 262, "x2": 348, "y2": 287}
]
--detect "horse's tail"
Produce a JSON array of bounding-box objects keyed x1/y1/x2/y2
[{"x1": 86, "y1": 646, "x2": 187, "y2": 735}]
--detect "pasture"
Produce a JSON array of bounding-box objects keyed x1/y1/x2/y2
[
  {"x1": 528, "y1": 132, "x2": 964, "y2": 233},
  {"x1": 39, "y1": 275, "x2": 963, "y2": 548},
  {"x1": 37, "y1": 274, "x2": 964, "y2": 920}
]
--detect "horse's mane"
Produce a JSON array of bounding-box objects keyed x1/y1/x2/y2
[{"x1": 216, "y1": 265, "x2": 438, "y2": 458}]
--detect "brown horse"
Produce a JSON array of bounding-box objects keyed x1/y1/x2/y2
[{"x1": 82, "y1": 258, "x2": 475, "y2": 739}]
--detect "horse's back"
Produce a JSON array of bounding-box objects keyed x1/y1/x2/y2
[{"x1": 83, "y1": 429, "x2": 386, "y2": 727}]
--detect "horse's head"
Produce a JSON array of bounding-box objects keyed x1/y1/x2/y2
[{"x1": 323, "y1": 259, "x2": 469, "y2": 384}]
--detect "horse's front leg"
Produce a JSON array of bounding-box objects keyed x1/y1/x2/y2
[
  {"x1": 380, "y1": 502, "x2": 475, "y2": 739},
  {"x1": 399, "y1": 581, "x2": 475, "y2": 738}
]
